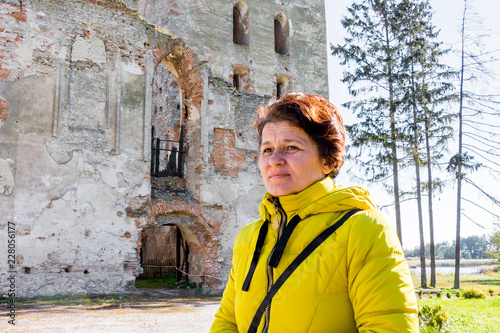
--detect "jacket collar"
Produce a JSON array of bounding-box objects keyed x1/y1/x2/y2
[{"x1": 260, "y1": 177, "x2": 336, "y2": 222}]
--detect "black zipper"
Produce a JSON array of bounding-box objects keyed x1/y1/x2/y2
[{"x1": 263, "y1": 197, "x2": 287, "y2": 333}]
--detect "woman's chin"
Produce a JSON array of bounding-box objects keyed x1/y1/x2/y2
[
  {"x1": 267, "y1": 186, "x2": 299, "y2": 197},
  {"x1": 267, "y1": 187, "x2": 287, "y2": 197}
]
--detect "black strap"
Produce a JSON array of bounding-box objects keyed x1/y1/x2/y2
[
  {"x1": 242, "y1": 220, "x2": 269, "y2": 292},
  {"x1": 243, "y1": 214, "x2": 302, "y2": 291},
  {"x1": 268, "y1": 214, "x2": 302, "y2": 268},
  {"x1": 247, "y1": 209, "x2": 361, "y2": 333}
]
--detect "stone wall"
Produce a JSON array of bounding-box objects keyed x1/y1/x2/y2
[
  {"x1": 123, "y1": 0, "x2": 329, "y2": 98},
  {"x1": 0, "y1": 0, "x2": 164, "y2": 297},
  {"x1": 0, "y1": 0, "x2": 328, "y2": 297}
]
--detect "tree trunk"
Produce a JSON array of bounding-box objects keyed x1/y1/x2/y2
[
  {"x1": 455, "y1": 0, "x2": 468, "y2": 290},
  {"x1": 425, "y1": 114, "x2": 436, "y2": 287},
  {"x1": 410, "y1": 48, "x2": 427, "y2": 288},
  {"x1": 414, "y1": 146, "x2": 426, "y2": 287},
  {"x1": 390, "y1": 110, "x2": 402, "y2": 246}
]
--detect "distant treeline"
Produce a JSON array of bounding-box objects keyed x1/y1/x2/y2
[{"x1": 404, "y1": 235, "x2": 490, "y2": 260}]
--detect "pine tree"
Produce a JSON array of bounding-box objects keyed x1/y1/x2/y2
[
  {"x1": 331, "y1": 0, "x2": 406, "y2": 246},
  {"x1": 397, "y1": 0, "x2": 457, "y2": 288},
  {"x1": 397, "y1": 0, "x2": 429, "y2": 288},
  {"x1": 332, "y1": 0, "x2": 459, "y2": 287}
]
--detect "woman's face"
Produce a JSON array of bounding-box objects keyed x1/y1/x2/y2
[{"x1": 259, "y1": 121, "x2": 331, "y2": 197}]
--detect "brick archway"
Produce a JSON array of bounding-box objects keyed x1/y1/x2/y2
[
  {"x1": 153, "y1": 39, "x2": 204, "y2": 110},
  {"x1": 148, "y1": 198, "x2": 222, "y2": 289},
  {"x1": 150, "y1": 39, "x2": 204, "y2": 179}
]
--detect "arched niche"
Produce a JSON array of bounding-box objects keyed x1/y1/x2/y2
[
  {"x1": 233, "y1": 1, "x2": 250, "y2": 46},
  {"x1": 150, "y1": 61, "x2": 183, "y2": 177},
  {"x1": 274, "y1": 12, "x2": 290, "y2": 55},
  {"x1": 276, "y1": 75, "x2": 290, "y2": 98},
  {"x1": 151, "y1": 39, "x2": 204, "y2": 178}
]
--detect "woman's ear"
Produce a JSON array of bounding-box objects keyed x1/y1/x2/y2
[{"x1": 321, "y1": 159, "x2": 334, "y2": 175}]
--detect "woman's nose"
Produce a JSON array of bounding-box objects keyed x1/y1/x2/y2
[{"x1": 269, "y1": 150, "x2": 285, "y2": 166}]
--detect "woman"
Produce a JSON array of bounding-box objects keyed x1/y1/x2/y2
[{"x1": 210, "y1": 93, "x2": 418, "y2": 332}]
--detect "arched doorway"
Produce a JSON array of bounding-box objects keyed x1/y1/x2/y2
[
  {"x1": 138, "y1": 213, "x2": 205, "y2": 286},
  {"x1": 139, "y1": 224, "x2": 191, "y2": 284}
]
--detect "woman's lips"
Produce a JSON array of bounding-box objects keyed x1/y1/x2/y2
[{"x1": 269, "y1": 173, "x2": 289, "y2": 179}]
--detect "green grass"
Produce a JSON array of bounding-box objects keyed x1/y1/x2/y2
[
  {"x1": 134, "y1": 276, "x2": 202, "y2": 292},
  {"x1": 418, "y1": 297, "x2": 500, "y2": 332},
  {"x1": 135, "y1": 276, "x2": 178, "y2": 289},
  {"x1": 19, "y1": 294, "x2": 121, "y2": 306},
  {"x1": 414, "y1": 270, "x2": 500, "y2": 332}
]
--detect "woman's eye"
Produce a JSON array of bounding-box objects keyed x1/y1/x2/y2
[
  {"x1": 286, "y1": 146, "x2": 299, "y2": 151},
  {"x1": 262, "y1": 147, "x2": 273, "y2": 154}
]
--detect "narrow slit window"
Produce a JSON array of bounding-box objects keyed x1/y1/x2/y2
[
  {"x1": 274, "y1": 12, "x2": 290, "y2": 55},
  {"x1": 276, "y1": 78, "x2": 288, "y2": 98},
  {"x1": 233, "y1": 73, "x2": 242, "y2": 92},
  {"x1": 277, "y1": 82, "x2": 284, "y2": 98},
  {"x1": 233, "y1": 1, "x2": 249, "y2": 46}
]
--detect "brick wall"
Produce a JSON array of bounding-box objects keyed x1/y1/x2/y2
[
  {"x1": 210, "y1": 128, "x2": 247, "y2": 176},
  {"x1": 0, "y1": 96, "x2": 8, "y2": 124}
]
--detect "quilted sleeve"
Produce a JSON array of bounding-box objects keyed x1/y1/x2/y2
[
  {"x1": 209, "y1": 266, "x2": 239, "y2": 333},
  {"x1": 346, "y1": 209, "x2": 419, "y2": 333}
]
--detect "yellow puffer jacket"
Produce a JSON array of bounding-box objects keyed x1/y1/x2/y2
[{"x1": 211, "y1": 178, "x2": 418, "y2": 332}]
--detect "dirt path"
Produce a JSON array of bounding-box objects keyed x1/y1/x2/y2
[{"x1": 1, "y1": 290, "x2": 221, "y2": 333}]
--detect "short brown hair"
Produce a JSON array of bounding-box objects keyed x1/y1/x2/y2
[{"x1": 254, "y1": 93, "x2": 345, "y2": 178}]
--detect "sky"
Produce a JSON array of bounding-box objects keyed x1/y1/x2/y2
[{"x1": 324, "y1": 0, "x2": 500, "y2": 249}]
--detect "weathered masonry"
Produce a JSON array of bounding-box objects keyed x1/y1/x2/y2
[{"x1": 0, "y1": 0, "x2": 328, "y2": 297}]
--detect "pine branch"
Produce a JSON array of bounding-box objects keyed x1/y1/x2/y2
[
  {"x1": 463, "y1": 145, "x2": 500, "y2": 166},
  {"x1": 461, "y1": 213, "x2": 487, "y2": 229},
  {"x1": 378, "y1": 196, "x2": 417, "y2": 210},
  {"x1": 463, "y1": 144, "x2": 500, "y2": 157},
  {"x1": 480, "y1": 164, "x2": 500, "y2": 176},
  {"x1": 462, "y1": 197, "x2": 500, "y2": 219},
  {"x1": 462, "y1": 119, "x2": 500, "y2": 129},
  {"x1": 464, "y1": 178, "x2": 500, "y2": 207},
  {"x1": 463, "y1": 131, "x2": 500, "y2": 146},
  {"x1": 463, "y1": 123, "x2": 500, "y2": 138}
]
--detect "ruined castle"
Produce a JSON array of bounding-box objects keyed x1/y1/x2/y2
[{"x1": 0, "y1": 0, "x2": 328, "y2": 297}]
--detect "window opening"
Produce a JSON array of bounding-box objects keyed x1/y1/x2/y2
[
  {"x1": 233, "y1": 73, "x2": 242, "y2": 92},
  {"x1": 274, "y1": 12, "x2": 290, "y2": 55},
  {"x1": 233, "y1": 67, "x2": 249, "y2": 93},
  {"x1": 150, "y1": 63, "x2": 183, "y2": 179},
  {"x1": 277, "y1": 82, "x2": 284, "y2": 98},
  {"x1": 276, "y1": 77, "x2": 289, "y2": 98},
  {"x1": 151, "y1": 125, "x2": 186, "y2": 178},
  {"x1": 233, "y1": 1, "x2": 249, "y2": 46}
]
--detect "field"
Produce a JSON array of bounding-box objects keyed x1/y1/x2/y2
[
  {"x1": 411, "y1": 261, "x2": 500, "y2": 332},
  {"x1": 412, "y1": 271, "x2": 500, "y2": 295},
  {"x1": 409, "y1": 259, "x2": 500, "y2": 293}
]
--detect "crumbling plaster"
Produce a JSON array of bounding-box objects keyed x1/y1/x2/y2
[
  {"x1": 0, "y1": 0, "x2": 170, "y2": 297},
  {"x1": 1, "y1": 0, "x2": 328, "y2": 296}
]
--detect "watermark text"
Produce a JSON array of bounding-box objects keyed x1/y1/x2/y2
[{"x1": 7, "y1": 221, "x2": 16, "y2": 325}]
